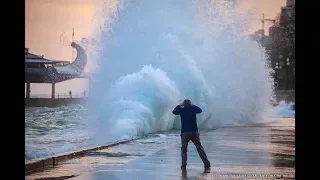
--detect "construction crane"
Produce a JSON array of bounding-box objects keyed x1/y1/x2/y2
[{"x1": 252, "y1": 13, "x2": 276, "y2": 35}]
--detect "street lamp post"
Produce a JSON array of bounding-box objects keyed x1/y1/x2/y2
[
  {"x1": 278, "y1": 55, "x2": 283, "y2": 90},
  {"x1": 275, "y1": 62, "x2": 282, "y2": 89},
  {"x1": 285, "y1": 57, "x2": 291, "y2": 92}
]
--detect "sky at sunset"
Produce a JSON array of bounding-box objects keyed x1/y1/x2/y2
[{"x1": 25, "y1": 0, "x2": 286, "y2": 96}]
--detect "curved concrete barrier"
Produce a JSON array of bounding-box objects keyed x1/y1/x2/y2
[{"x1": 25, "y1": 137, "x2": 142, "y2": 175}]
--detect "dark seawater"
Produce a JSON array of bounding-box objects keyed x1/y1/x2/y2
[{"x1": 25, "y1": 105, "x2": 90, "y2": 161}]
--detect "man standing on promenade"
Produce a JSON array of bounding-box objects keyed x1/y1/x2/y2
[{"x1": 172, "y1": 99, "x2": 211, "y2": 172}]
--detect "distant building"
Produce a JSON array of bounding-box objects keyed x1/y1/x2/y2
[
  {"x1": 286, "y1": 0, "x2": 295, "y2": 7},
  {"x1": 267, "y1": 0, "x2": 294, "y2": 51},
  {"x1": 280, "y1": 0, "x2": 295, "y2": 27},
  {"x1": 265, "y1": 0, "x2": 295, "y2": 90},
  {"x1": 250, "y1": 0, "x2": 294, "y2": 66},
  {"x1": 262, "y1": 35, "x2": 271, "y2": 51},
  {"x1": 268, "y1": 26, "x2": 282, "y2": 45},
  {"x1": 250, "y1": 29, "x2": 267, "y2": 47}
]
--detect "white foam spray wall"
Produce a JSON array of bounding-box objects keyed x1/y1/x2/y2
[{"x1": 85, "y1": 0, "x2": 275, "y2": 144}]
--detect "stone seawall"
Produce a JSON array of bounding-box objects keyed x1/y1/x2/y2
[{"x1": 25, "y1": 98, "x2": 86, "y2": 107}]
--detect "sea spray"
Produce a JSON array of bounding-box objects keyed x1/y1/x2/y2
[{"x1": 88, "y1": 0, "x2": 274, "y2": 144}]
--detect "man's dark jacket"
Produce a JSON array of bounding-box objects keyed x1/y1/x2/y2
[{"x1": 172, "y1": 104, "x2": 202, "y2": 133}]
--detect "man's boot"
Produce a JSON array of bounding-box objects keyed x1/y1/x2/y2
[{"x1": 204, "y1": 165, "x2": 211, "y2": 173}]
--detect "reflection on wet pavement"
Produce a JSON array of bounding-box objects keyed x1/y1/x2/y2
[{"x1": 26, "y1": 118, "x2": 295, "y2": 180}]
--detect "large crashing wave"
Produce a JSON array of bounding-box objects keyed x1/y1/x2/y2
[{"x1": 88, "y1": 0, "x2": 274, "y2": 144}]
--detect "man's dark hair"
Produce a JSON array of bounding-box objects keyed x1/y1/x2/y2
[{"x1": 184, "y1": 99, "x2": 191, "y2": 104}]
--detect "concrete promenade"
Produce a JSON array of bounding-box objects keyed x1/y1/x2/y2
[{"x1": 26, "y1": 117, "x2": 295, "y2": 180}]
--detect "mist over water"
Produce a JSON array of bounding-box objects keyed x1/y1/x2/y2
[
  {"x1": 265, "y1": 101, "x2": 295, "y2": 117},
  {"x1": 88, "y1": 0, "x2": 274, "y2": 144}
]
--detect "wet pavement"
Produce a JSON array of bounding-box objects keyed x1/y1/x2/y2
[{"x1": 26, "y1": 117, "x2": 295, "y2": 180}]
